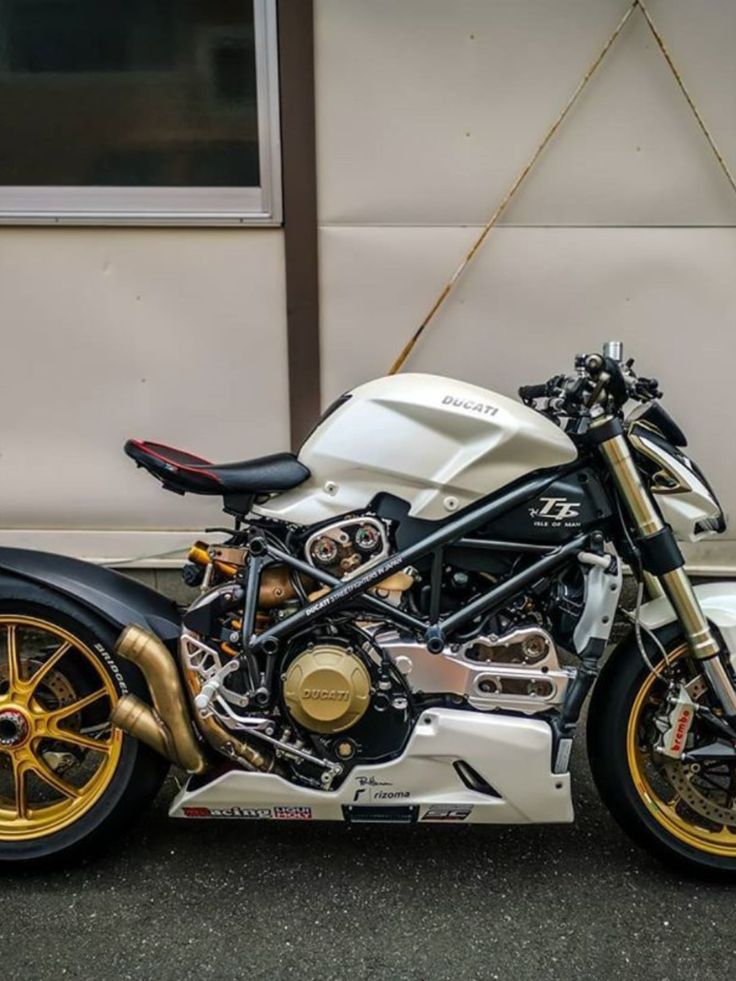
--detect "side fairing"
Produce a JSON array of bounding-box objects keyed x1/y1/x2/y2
[
  {"x1": 630, "y1": 426, "x2": 724, "y2": 542},
  {"x1": 256, "y1": 373, "x2": 577, "y2": 524}
]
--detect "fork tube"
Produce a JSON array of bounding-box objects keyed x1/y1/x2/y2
[
  {"x1": 594, "y1": 419, "x2": 736, "y2": 716},
  {"x1": 642, "y1": 571, "x2": 665, "y2": 601}
]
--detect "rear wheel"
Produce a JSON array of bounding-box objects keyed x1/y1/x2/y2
[
  {"x1": 589, "y1": 625, "x2": 736, "y2": 877},
  {"x1": 0, "y1": 587, "x2": 167, "y2": 865}
]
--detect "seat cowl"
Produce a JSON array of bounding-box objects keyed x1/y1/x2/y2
[{"x1": 125, "y1": 440, "x2": 310, "y2": 497}]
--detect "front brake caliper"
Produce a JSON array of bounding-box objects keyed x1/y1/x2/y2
[{"x1": 654, "y1": 684, "x2": 697, "y2": 760}]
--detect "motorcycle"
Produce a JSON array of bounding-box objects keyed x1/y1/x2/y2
[{"x1": 2, "y1": 341, "x2": 736, "y2": 874}]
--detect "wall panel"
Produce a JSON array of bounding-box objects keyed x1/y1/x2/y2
[
  {"x1": 0, "y1": 228, "x2": 289, "y2": 560},
  {"x1": 316, "y1": 0, "x2": 736, "y2": 567},
  {"x1": 315, "y1": 0, "x2": 736, "y2": 227}
]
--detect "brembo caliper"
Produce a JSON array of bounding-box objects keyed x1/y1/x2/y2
[{"x1": 654, "y1": 683, "x2": 697, "y2": 759}]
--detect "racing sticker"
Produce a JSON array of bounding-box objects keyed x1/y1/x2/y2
[
  {"x1": 342, "y1": 804, "x2": 419, "y2": 824},
  {"x1": 272, "y1": 806, "x2": 313, "y2": 821},
  {"x1": 181, "y1": 805, "x2": 312, "y2": 820},
  {"x1": 351, "y1": 776, "x2": 411, "y2": 803},
  {"x1": 420, "y1": 805, "x2": 474, "y2": 822}
]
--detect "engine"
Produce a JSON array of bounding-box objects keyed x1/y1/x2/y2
[
  {"x1": 305, "y1": 517, "x2": 389, "y2": 578},
  {"x1": 283, "y1": 644, "x2": 372, "y2": 734},
  {"x1": 380, "y1": 625, "x2": 572, "y2": 716},
  {"x1": 281, "y1": 638, "x2": 413, "y2": 767},
  {"x1": 177, "y1": 514, "x2": 579, "y2": 789},
  {"x1": 180, "y1": 609, "x2": 414, "y2": 787}
]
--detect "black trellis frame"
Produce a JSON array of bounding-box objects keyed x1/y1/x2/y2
[{"x1": 244, "y1": 469, "x2": 590, "y2": 658}]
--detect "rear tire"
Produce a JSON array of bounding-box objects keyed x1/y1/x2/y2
[
  {"x1": 0, "y1": 580, "x2": 168, "y2": 867},
  {"x1": 588, "y1": 624, "x2": 736, "y2": 878}
]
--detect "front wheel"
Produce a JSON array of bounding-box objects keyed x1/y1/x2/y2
[
  {"x1": 588, "y1": 625, "x2": 736, "y2": 877},
  {"x1": 0, "y1": 586, "x2": 168, "y2": 866}
]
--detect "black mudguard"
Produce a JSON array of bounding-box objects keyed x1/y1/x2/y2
[{"x1": 0, "y1": 547, "x2": 181, "y2": 643}]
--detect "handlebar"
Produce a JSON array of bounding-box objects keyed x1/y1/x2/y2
[
  {"x1": 518, "y1": 342, "x2": 662, "y2": 420},
  {"x1": 518, "y1": 382, "x2": 551, "y2": 402}
]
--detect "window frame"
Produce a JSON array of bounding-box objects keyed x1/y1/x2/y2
[{"x1": 0, "y1": 0, "x2": 282, "y2": 227}]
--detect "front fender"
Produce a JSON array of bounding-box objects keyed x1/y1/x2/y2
[
  {"x1": 0, "y1": 547, "x2": 181, "y2": 643},
  {"x1": 640, "y1": 581, "x2": 736, "y2": 671}
]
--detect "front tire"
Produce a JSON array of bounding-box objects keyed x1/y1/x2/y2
[
  {"x1": 589, "y1": 624, "x2": 736, "y2": 877},
  {"x1": 0, "y1": 583, "x2": 168, "y2": 866}
]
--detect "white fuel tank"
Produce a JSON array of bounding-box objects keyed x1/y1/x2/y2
[{"x1": 255, "y1": 374, "x2": 577, "y2": 525}]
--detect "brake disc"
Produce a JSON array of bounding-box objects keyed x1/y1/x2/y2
[
  {"x1": 663, "y1": 761, "x2": 736, "y2": 828},
  {"x1": 29, "y1": 658, "x2": 78, "y2": 708},
  {"x1": 0, "y1": 657, "x2": 77, "y2": 708}
]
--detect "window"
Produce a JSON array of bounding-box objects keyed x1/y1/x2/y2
[{"x1": 0, "y1": 0, "x2": 281, "y2": 224}]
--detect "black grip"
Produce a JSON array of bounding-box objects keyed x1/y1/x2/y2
[{"x1": 519, "y1": 383, "x2": 548, "y2": 402}]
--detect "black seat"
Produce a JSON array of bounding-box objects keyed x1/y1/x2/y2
[{"x1": 125, "y1": 439, "x2": 310, "y2": 498}]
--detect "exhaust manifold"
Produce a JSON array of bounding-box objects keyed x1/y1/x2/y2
[
  {"x1": 110, "y1": 625, "x2": 208, "y2": 774},
  {"x1": 110, "y1": 624, "x2": 272, "y2": 775}
]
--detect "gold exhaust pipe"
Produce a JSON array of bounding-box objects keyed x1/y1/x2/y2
[
  {"x1": 111, "y1": 624, "x2": 208, "y2": 774},
  {"x1": 110, "y1": 694, "x2": 171, "y2": 760}
]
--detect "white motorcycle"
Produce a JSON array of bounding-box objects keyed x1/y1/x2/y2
[{"x1": 2, "y1": 341, "x2": 735, "y2": 875}]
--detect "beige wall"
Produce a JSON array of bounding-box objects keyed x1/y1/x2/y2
[
  {"x1": 0, "y1": 228, "x2": 290, "y2": 562},
  {"x1": 3, "y1": 2, "x2": 736, "y2": 570},
  {"x1": 315, "y1": 0, "x2": 736, "y2": 570}
]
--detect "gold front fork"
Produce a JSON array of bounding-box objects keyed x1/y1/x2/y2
[{"x1": 595, "y1": 419, "x2": 736, "y2": 717}]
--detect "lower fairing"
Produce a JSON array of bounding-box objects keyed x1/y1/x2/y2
[{"x1": 170, "y1": 708, "x2": 574, "y2": 825}]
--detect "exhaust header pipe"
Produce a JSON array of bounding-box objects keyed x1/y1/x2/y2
[{"x1": 111, "y1": 624, "x2": 208, "y2": 774}]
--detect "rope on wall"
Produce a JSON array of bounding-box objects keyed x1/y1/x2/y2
[
  {"x1": 388, "y1": 0, "x2": 736, "y2": 376},
  {"x1": 636, "y1": 0, "x2": 736, "y2": 197}
]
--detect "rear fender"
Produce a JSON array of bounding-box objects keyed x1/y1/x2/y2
[
  {"x1": 639, "y1": 581, "x2": 736, "y2": 672},
  {"x1": 0, "y1": 547, "x2": 181, "y2": 644}
]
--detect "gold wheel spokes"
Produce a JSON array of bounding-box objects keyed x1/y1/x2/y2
[
  {"x1": 3, "y1": 624, "x2": 20, "y2": 697},
  {"x1": 0, "y1": 615, "x2": 123, "y2": 841},
  {"x1": 42, "y1": 686, "x2": 108, "y2": 724},
  {"x1": 41, "y1": 687, "x2": 112, "y2": 753},
  {"x1": 3, "y1": 631, "x2": 74, "y2": 706},
  {"x1": 6, "y1": 747, "x2": 81, "y2": 820},
  {"x1": 27, "y1": 750, "x2": 81, "y2": 801},
  {"x1": 48, "y1": 727, "x2": 112, "y2": 755},
  {"x1": 22, "y1": 641, "x2": 72, "y2": 699}
]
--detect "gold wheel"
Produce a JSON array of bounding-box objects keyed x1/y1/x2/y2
[
  {"x1": 627, "y1": 644, "x2": 736, "y2": 858},
  {"x1": 0, "y1": 615, "x2": 122, "y2": 842}
]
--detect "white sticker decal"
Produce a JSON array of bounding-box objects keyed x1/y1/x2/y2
[{"x1": 421, "y1": 805, "x2": 473, "y2": 822}]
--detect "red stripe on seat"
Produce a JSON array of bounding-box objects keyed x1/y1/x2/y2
[{"x1": 129, "y1": 439, "x2": 222, "y2": 485}]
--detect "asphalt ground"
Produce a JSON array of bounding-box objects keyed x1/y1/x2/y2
[{"x1": 3, "y1": 713, "x2": 735, "y2": 981}]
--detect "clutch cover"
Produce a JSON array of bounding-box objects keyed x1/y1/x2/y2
[{"x1": 284, "y1": 644, "x2": 371, "y2": 734}]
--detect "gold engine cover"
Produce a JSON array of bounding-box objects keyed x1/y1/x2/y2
[{"x1": 284, "y1": 644, "x2": 371, "y2": 734}]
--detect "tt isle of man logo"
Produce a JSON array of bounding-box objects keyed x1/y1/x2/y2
[{"x1": 529, "y1": 496, "x2": 582, "y2": 525}]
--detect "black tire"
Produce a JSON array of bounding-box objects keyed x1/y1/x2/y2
[
  {"x1": 588, "y1": 623, "x2": 736, "y2": 878},
  {"x1": 0, "y1": 579, "x2": 168, "y2": 867}
]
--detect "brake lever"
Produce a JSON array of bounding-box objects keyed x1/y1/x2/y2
[{"x1": 634, "y1": 377, "x2": 662, "y2": 402}]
